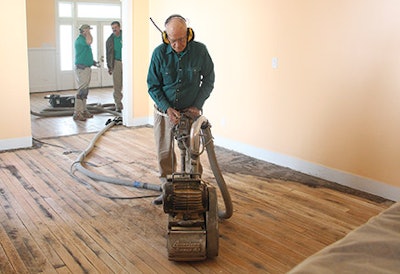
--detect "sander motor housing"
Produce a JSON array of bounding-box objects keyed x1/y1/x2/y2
[{"x1": 163, "y1": 173, "x2": 218, "y2": 261}]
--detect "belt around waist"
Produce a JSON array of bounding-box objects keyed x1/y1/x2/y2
[
  {"x1": 76, "y1": 64, "x2": 90, "y2": 69},
  {"x1": 154, "y1": 105, "x2": 166, "y2": 113},
  {"x1": 154, "y1": 105, "x2": 168, "y2": 117}
]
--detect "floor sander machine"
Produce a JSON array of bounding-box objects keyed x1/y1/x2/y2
[
  {"x1": 68, "y1": 111, "x2": 232, "y2": 261},
  {"x1": 162, "y1": 114, "x2": 233, "y2": 261}
]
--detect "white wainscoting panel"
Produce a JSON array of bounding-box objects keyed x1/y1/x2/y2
[{"x1": 28, "y1": 48, "x2": 57, "y2": 93}]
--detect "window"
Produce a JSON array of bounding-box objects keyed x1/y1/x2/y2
[
  {"x1": 57, "y1": 1, "x2": 121, "y2": 71},
  {"x1": 58, "y1": 2, "x2": 73, "y2": 18},
  {"x1": 77, "y1": 3, "x2": 121, "y2": 19},
  {"x1": 59, "y1": 25, "x2": 73, "y2": 71}
]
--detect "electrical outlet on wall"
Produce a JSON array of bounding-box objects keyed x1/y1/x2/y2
[
  {"x1": 272, "y1": 57, "x2": 278, "y2": 69},
  {"x1": 220, "y1": 118, "x2": 226, "y2": 127}
]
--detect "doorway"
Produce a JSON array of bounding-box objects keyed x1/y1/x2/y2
[
  {"x1": 28, "y1": 0, "x2": 124, "y2": 138},
  {"x1": 56, "y1": 0, "x2": 121, "y2": 91}
]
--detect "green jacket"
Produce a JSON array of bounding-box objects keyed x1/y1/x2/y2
[
  {"x1": 75, "y1": 35, "x2": 94, "y2": 67},
  {"x1": 147, "y1": 41, "x2": 215, "y2": 112}
]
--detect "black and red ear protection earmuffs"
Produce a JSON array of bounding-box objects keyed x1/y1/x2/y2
[{"x1": 162, "y1": 14, "x2": 195, "y2": 44}]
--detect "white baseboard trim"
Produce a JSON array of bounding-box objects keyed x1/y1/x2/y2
[
  {"x1": 214, "y1": 135, "x2": 400, "y2": 202},
  {"x1": 0, "y1": 137, "x2": 32, "y2": 152}
]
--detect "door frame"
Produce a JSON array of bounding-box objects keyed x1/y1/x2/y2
[{"x1": 54, "y1": 0, "x2": 121, "y2": 91}]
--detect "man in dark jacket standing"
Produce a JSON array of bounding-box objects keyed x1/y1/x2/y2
[{"x1": 106, "y1": 21, "x2": 123, "y2": 112}]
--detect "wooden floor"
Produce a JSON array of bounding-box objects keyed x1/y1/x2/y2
[{"x1": 0, "y1": 90, "x2": 394, "y2": 273}]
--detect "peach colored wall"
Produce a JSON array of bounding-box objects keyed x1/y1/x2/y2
[
  {"x1": 269, "y1": 1, "x2": 400, "y2": 188},
  {"x1": 0, "y1": 0, "x2": 31, "y2": 146},
  {"x1": 131, "y1": 0, "x2": 150, "y2": 119},
  {"x1": 149, "y1": 0, "x2": 400, "y2": 190},
  {"x1": 26, "y1": 0, "x2": 55, "y2": 47}
]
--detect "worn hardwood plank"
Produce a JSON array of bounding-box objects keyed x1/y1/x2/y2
[
  {"x1": 0, "y1": 171, "x2": 62, "y2": 273},
  {"x1": 0, "y1": 154, "x2": 98, "y2": 273}
]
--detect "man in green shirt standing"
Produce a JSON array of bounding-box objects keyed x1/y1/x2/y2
[
  {"x1": 106, "y1": 21, "x2": 123, "y2": 112},
  {"x1": 147, "y1": 14, "x2": 215, "y2": 204},
  {"x1": 73, "y1": 24, "x2": 95, "y2": 121}
]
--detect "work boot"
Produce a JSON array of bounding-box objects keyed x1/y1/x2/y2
[
  {"x1": 152, "y1": 194, "x2": 163, "y2": 205},
  {"x1": 82, "y1": 110, "x2": 93, "y2": 118},
  {"x1": 73, "y1": 99, "x2": 86, "y2": 121},
  {"x1": 73, "y1": 112, "x2": 87, "y2": 121},
  {"x1": 82, "y1": 99, "x2": 93, "y2": 118},
  {"x1": 115, "y1": 104, "x2": 123, "y2": 113},
  {"x1": 152, "y1": 177, "x2": 167, "y2": 205}
]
